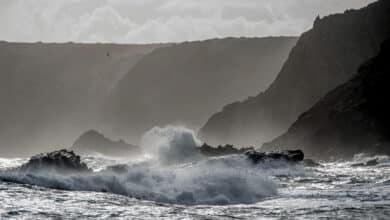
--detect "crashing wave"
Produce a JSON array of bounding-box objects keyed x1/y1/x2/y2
[
  {"x1": 0, "y1": 149, "x2": 309, "y2": 205},
  {"x1": 0, "y1": 153, "x2": 291, "y2": 205},
  {"x1": 350, "y1": 153, "x2": 390, "y2": 167},
  {"x1": 0, "y1": 126, "x2": 307, "y2": 205}
]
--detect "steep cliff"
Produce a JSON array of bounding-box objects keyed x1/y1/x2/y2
[
  {"x1": 199, "y1": 0, "x2": 390, "y2": 147},
  {"x1": 263, "y1": 39, "x2": 390, "y2": 160},
  {"x1": 107, "y1": 37, "x2": 298, "y2": 142}
]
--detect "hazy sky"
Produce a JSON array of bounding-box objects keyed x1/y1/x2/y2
[{"x1": 0, "y1": 0, "x2": 375, "y2": 43}]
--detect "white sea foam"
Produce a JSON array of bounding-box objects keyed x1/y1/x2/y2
[
  {"x1": 140, "y1": 126, "x2": 204, "y2": 165},
  {"x1": 1, "y1": 144, "x2": 389, "y2": 218},
  {"x1": 0, "y1": 158, "x2": 27, "y2": 170},
  {"x1": 0, "y1": 126, "x2": 308, "y2": 205},
  {"x1": 352, "y1": 153, "x2": 390, "y2": 164},
  {"x1": 0, "y1": 155, "x2": 284, "y2": 205}
]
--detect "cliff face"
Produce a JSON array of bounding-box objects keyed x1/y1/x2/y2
[
  {"x1": 199, "y1": 0, "x2": 390, "y2": 147},
  {"x1": 263, "y1": 39, "x2": 390, "y2": 160},
  {"x1": 72, "y1": 130, "x2": 141, "y2": 158},
  {"x1": 106, "y1": 37, "x2": 298, "y2": 143},
  {"x1": 0, "y1": 42, "x2": 161, "y2": 156}
]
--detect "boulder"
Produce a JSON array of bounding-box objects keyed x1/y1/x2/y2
[
  {"x1": 199, "y1": 143, "x2": 254, "y2": 157},
  {"x1": 19, "y1": 149, "x2": 91, "y2": 173},
  {"x1": 245, "y1": 150, "x2": 304, "y2": 164}
]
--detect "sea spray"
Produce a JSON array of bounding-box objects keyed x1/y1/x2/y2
[
  {"x1": 0, "y1": 126, "x2": 310, "y2": 205},
  {"x1": 0, "y1": 155, "x2": 279, "y2": 205},
  {"x1": 1, "y1": 154, "x2": 390, "y2": 218},
  {"x1": 140, "y1": 126, "x2": 204, "y2": 165}
]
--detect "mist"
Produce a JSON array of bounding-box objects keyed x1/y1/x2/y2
[{"x1": 1, "y1": 1, "x2": 390, "y2": 219}]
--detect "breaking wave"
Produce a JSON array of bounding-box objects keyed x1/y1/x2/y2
[
  {"x1": 0, "y1": 126, "x2": 306, "y2": 205},
  {"x1": 141, "y1": 126, "x2": 204, "y2": 165},
  {"x1": 1, "y1": 155, "x2": 301, "y2": 205}
]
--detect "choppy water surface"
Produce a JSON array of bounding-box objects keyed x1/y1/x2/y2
[{"x1": 0, "y1": 154, "x2": 389, "y2": 219}]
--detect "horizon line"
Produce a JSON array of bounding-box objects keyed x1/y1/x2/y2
[{"x1": 0, "y1": 35, "x2": 300, "y2": 46}]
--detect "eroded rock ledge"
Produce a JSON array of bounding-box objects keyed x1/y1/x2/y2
[
  {"x1": 6, "y1": 147, "x2": 305, "y2": 176},
  {"x1": 19, "y1": 149, "x2": 91, "y2": 174},
  {"x1": 198, "y1": 143, "x2": 304, "y2": 163}
]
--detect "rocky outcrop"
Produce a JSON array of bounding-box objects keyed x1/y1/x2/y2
[
  {"x1": 263, "y1": 39, "x2": 390, "y2": 160},
  {"x1": 199, "y1": 0, "x2": 390, "y2": 147},
  {"x1": 106, "y1": 37, "x2": 298, "y2": 143},
  {"x1": 245, "y1": 150, "x2": 304, "y2": 164},
  {"x1": 197, "y1": 143, "x2": 304, "y2": 164},
  {"x1": 199, "y1": 143, "x2": 254, "y2": 157},
  {"x1": 19, "y1": 149, "x2": 91, "y2": 174},
  {"x1": 72, "y1": 130, "x2": 141, "y2": 157}
]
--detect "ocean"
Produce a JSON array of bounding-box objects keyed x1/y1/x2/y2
[{"x1": 0, "y1": 153, "x2": 389, "y2": 219}]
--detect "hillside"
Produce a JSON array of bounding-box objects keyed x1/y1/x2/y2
[
  {"x1": 199, "y1": 0, "x2": 390, "y2": 147},
  {"x1": 0, "y1": 42, "x2": 162, "y2": 156},
  {"x1": 263, "y1": 39, "x2": 390, "y2": 160},
  {"x1": 106, "y1": 37, "x2": 298, "y2": 142}
]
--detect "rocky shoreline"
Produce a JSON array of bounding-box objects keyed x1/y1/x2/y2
[{"x1": 4, "y1": 147, "x2": 305, "y2": 175}]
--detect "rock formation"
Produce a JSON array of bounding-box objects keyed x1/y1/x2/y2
[
  {"x1": 72, "y1": 130, "x2": 141, "y2": 158},
  {"x1": 199, "y1": 143, "x2": 254, "y2": 157},
  {"x1": 106, "y1": 37, "x2": 298, "y2": 143},
  {"x1": 197, "y1": 143, "x2": 304, "y2": 163},
  {"x1": 19, "y1": 149, "x2": 91, "y2": 174},
  {"x1": 245, "y1": 150, "x2": 304, "y2": 164},
  {"x1": 263, "y1": 39, "x2": 390, "y2": 160},
  {"x1": 199, "y1": 0, "x2": 390, "y2": 147}
]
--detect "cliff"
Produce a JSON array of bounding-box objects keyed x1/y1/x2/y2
[
  {"x1": 106, "y1": 37, "x2": 298, "y2": 142},
  {"x1": 199, "y1": 0, "x2": 390, "y2": 147},
  {"x1": 263, "y1": 39, "x2": 390, "y2": 160}
]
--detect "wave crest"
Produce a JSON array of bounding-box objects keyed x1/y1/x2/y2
[
  {"x1": 0, "y1": 154, "x2": 291, "y2": 205},
  {"x1": 141, "y1": 126, "x2": 203, "y2": 165}
]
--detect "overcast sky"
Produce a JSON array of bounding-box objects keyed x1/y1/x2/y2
[{"x1": 0, "y1": 0, "x2": 375, "y2": 43}]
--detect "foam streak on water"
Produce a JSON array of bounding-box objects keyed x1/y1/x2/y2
[
  {"x1": 0, "y1": 155, "x2": 279, "y2": 205},
  {"x1": 0, "y1": 126, "x2": 389, "y2": 219},
  {"x1": 0, "y1": 154, "x2": 389, "y2": 219}
]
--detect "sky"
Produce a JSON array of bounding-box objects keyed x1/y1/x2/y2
[{"x1": 0, "y1": 0, "x2": 376, "y2": 44}]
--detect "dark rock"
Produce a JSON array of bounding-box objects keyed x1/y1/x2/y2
[
  {"x1": 366, "y1": 159, "x2": 379, "y2": 166},
  {"x1": 107, "y1": 37, "x2": 298, "y2": 143},
  {"x1": 351, "y1": 163, "x2": 365, "y2": 167},
  {"x1": 19, "y1": 149, "x2": 91, "y2": 174},
  {"x1": 199, "y1": 0, "x2": 390, "y2": 148},
  {"x1": 245, "y1": 150, "x2": 304, "y2": 164},
  {"x1": 198, "y1": 143, "x2": 304, "y2": 163},
  {"x1": 264, "y1": 39, "x2": 390, "y2": 160},
  {"x1": 199, "y1": 143, "x2": 254, "y2": 157},
  {"x1": 303, "y1": 159, "x2": 322, "y2": 167},
  {"x1": 72, "y1": 130, "x2": 141, "y2": 158}
]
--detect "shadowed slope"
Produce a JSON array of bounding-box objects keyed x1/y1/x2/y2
[
  {"x1": 107, "y1": 37, "x2": 298, "y2": 142},
  {"x1": 0, "y1": 42, "x2": 162, "y2": 156},
  {"x1": 263, "y1": 39, "x2": 390, "y2": 160},
  {"x1": 199, "y1": 0, "x2": 390, "y2": 147}
]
